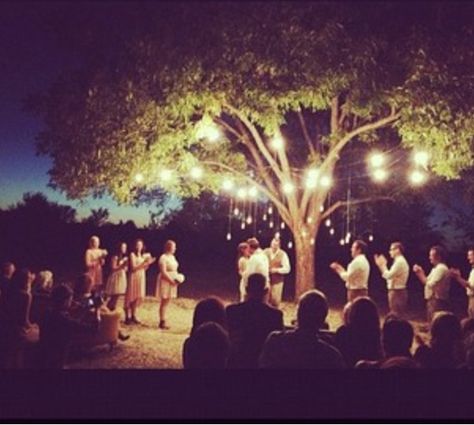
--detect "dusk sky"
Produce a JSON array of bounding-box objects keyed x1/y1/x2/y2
[{"x1": 0, "y1": 2, "x2": 156, "y2": 226}]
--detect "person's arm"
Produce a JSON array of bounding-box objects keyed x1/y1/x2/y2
[
  {"x1": 110, "y1": 255, "x2": 121, "y2": 272},
  {"x1": 382, "y1": 257, "x2": 403, "y2": 280},
  {"x1": 238, "y1": 258, "x2": 246, "y2": 277},
  {"x1": 272, "y1": 252, "x2": 291, "y2": 275},
  {"x1": 85, "y1": 250, "x2": 96, "y2": 268},
  {"x1": 159, "y1": 256, "x2": 176, "y2": 285},
  {"x1": 450, "y1": 268, "x2": 470, "y2": 289},
  {"x1": 339, "y1": 260, "x2": 355, "y2": 282},
  {"x1": 413, "y1": 264, "x2": 427, "y2": 285},
  {"x1": 21, "y1": 292, "x2": 34, "y2": 328},
  {"x1": 425, "y1": 265, "x2": 446, "y2": 288}
]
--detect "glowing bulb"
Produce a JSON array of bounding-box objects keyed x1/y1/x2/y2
[
  {"x1": 160, "y1": 169, "x2": 172, "y2": 182},
  {"x1": 305, "y1": 168, "x2": 319, "y2": 189},
  {"x1": 268, "y1": 206, "x2": 273, "y2": 214},
  {"x1": 222, "y1": 179, "x2": 234, "y2": 191},
  {"x1": 134, "y1": 173, "x2": 144, "y2": 183},
  {"x1": 275, "y1": 231, "x2": 281, "y2": 239},
  {"x1": 345, "y1": 232, "x2": 351, "y2": 243},
  {"x1": 409, "y1": 170, "x2": 428, "y2": 185},
  {"x1": 233, "y1": 207, "x2": 240, "y2": 216},
  {"x1": 236, "y1": 188, "x2": 248, "y2": 199},
  {"x1": 413, "y1": 151, "x2": 430, "y2": 168},
  {"x1": 339, "y1": 239, "x2": 345, "y2": 246},
  {"x1": 226, "y1": 232, "x2": 232, "y2": 241},
  {"x1": 263, "y1": 213, "x2": 268, "y2": 221},
  {"x1": 325, "y1": 218, "x2": 331, "y2": 227},
  {"x1": 369, "y1": 152, "x2": 385, "y2": 168},
  {"x1": 248, "y1": 186, "x2": 258, "y2": 198},
  {"x1": 280, "y1": 222, "x2": 285, "y2": 229},
  {"x1": 329, "y1": 228, "x2": 335, "y2": 236},
  {"x1": 246, "y1": 216, "x2": 252, "y2": 225},
  {"x1": 310, "y1": 238, "x2": 315, "y2": 246},
  {"x1": 320, "y1": 175, "x2": 332, "y2": 188},
  {"x1": 368, "y1": 234, "x2": 374, "y2": 242},
  {"x1": 196, "y1": 120, "x2": 221, "y2": 142},
  {"x1": 282, "y1": 181, "x2": 295, "y2": 194},
  {"x1": 269, "y1": 221, "x2": 274, "y2": 229},
  {"x1": 320, "y1": 205, "x2": 324, "y2": 212},
  {"x1": 190, "y1": 166, "x2": 204, "y2": 179},
  {"x1": 269, "y1": 134, "x2": 285, "y2": 151},
  {"x1": 288, "y1": 241, "x2": 293, "y2": 249},
  {"x1": 301, "y1": 229, "x2": 308, "y2": 237},
  {"x1": 372, "y1": 168, "x2": 388, "y2": 182},
  {"x1": 241, "y1": 222, "x2": 246, "y2": 230},
  {"x1": 307, "y1": 217, "x2": 313, "y2": 224}
]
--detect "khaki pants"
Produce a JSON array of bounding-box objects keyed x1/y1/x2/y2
[
  {"x1": 468, "y1": 296, "x2": 474, "y2": 318},
  {"x1": 388, "y1": 289, "x2": 408, "y2": 317},
  {"x1": 347, "y1": 288, "x2": 368, "y2": 303},
  {"x1": 269, "y1": 282, "x2": 284, "y2": 308},
  {"x1": 426, "y1": 298, "x2": 451, "y2": 323}
]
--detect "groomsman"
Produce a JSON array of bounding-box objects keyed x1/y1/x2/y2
[
  {"x1": 374, "y1": 242, "x2": 410, "y2": 317},
  {"x1": 264, "y1": 236, "x2": 291, "y2": 308},
  {"x1": 331, "y1": 240, "x2": 370, "y2": 303},
  {"x1": 413, "y1": 245, "x2": 451, "y2": 323},
  {"x1": 450, "y1": 247, "x2": 474, "y2": 318}
]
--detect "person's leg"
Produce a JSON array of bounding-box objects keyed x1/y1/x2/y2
[
  {"x1": 159, "y1": 298, "x2": 170, "y2": 329},
  {"x1": 469, "y1": 296, "x2": 474, "y2": 318},
  {"x1": 269, "y1": 283, "x2": 283, "y2": 308},
  {"x1": 107, "y1": 295, "x2": 118, "y2": 311}
]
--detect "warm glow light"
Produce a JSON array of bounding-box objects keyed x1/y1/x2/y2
[
  {"x1": 409, "y1": 170, "x2": 428, "y2": 185},
  {"x1": 263, "y1": 213, "x2": 268, "y2": 221},
  {"x1": 160, "y1": 169, "x2": 172, "y2": 182},
  {"x1": 226, "y1": 232, "x2": 232, "y2": 241},
  {"x1": 310, "y1": 238, "x2": 315, "y2": 246},
  {"x1": 190, "y1": 166, "x2": 204, "y2": 179},
  {"x1": 369, "y1": 152, "x2": 385, "y2": 168},
  {"x1": 246, "y1": 216, "x2": 253, "y2": 225},
  {"x1": 282, "y1": 181, "x2": 295, "y2": 194},
  {"x1": 345, "y1": 232, "x2": 351, "y2": 243},
  {"x1": 325, "y1": 218, "x2": 331, "y2": 227},
  {"x1": 268, "y1": 206, "x2": 273, "y2": 214},
  {"x1": 236, "y1": 188, "x2": 248, "y2": 199},
  {"x1": 319, "y1": 175, "x2": 332, "y2": 188},
  {"x1": 196, "y1": 120, "x2": 221, "y2": 142},
  {"x1": 248, "y1": 187, "x2": 258, "y2": 198},
  {"x1": 288, "y1": 241, "x2": 293, "y2": 249},
  {"x1": 372, "y1": 168, "x2": 388, "y2": 182},
  {"x1": 368, "y1": 234, "x2": 374, "y2": 242},
  {"x1": 269, "y1": 134, "x2": 285, "y2": 151},
  {"x1": 305, "y1": 168, "x2": 319, "y2": 189},
  {"x1": 307, "y1": 217, "x2": 313, "y2": 224},
  {"x1": 222, "y1": 179, "x2": 234, "y2": 191},
  {"x1": 320, "y1": 205, "x2": 324, "y2": 212},
  {"x1": 233, "y1": 207, "x2": 240, "y2": 216},
  {"x1": 280, "y1": 222, "x2": 285, "y2": 229},
  {"x1": 241, "y1": 222, "x2": 246, "y2": 230},
  {"x1": 275, "y1": 231, "x2": 281, "y2": 239},
  {"x1": 329, "y1": 228, "x2": 335, "y2": 236},
  {"x1": 269, "y1": 221, "x2": 274, "y2": 229},
  {"x1": 134, "y1": 173, "x2": 144, "y2": 183},
  {"x1": 413, "y1": 151, "x2": 430, "y2": 168},
  {"x1": 339, "y1": 239, "x2": 345, "y2": 246}
]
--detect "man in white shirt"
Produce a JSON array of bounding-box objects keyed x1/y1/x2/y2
[
  {"x1": 330, "y1": 240, "x2": 370, "y2": 303},
  {"x1": 244, "y1": 238, "x2": 270, "y2": 293},
  {"x1": 374, "y1": 241, "x2": 410, "y2": 317},
  {"x1": 263, "y1": 236, "x2": 291, "y2": 308},
  {"x1": 413, "y1": 245, "x2": 451, "y2": 323},
  {"x1": 450, "y1": 247, "x2": 474, "y2": 318}
]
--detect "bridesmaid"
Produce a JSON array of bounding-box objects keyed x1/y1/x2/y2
[
  {"x1": 125, "y1": 239, "x2": 155, "y2": 325},
  {"x1": 237, "y1": 242, "x2": 251, "y2": 302},
  {"x1": 105, "y1": 242, "x2": 128, "y2": 311},
  {"x1": 85, "y1": 236, "x2": 108, "y2": 292},
  {"x1": 156, "y1": 240, "x2": 185, "y2": 330}
]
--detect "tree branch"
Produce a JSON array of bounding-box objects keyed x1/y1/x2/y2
[
  {"x1": 297, "y1": 110, "x2": 316, "y2": 157},
  {"x1": 320, "y1": 195, "x2": 394, "y2": 220},
  {"x1": 330, "y1": 96, "x2": 339, "y2": 134}
]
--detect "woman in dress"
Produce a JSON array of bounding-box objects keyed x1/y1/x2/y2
[
  {"x1": 105, "y1": 242, "x2": 128, "y2": 311},
  {"x1": 156, "y1": 240, "x2": 185, "y2": 330},
  {"x1": 125, "y1": 239, "x2": 155, "y2": 325},
  {"x1": 237, "y1": 242, "x2": 251, "y2": 302},
  {"x1": 85, "y1": 236, "x2": 108, "y2": 292}
]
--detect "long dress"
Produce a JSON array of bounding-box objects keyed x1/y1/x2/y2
[
  {"x1": 156, "y1": 254, "x2": 180, "y2": 300},
  {"x1": 238, "y1": 256, "x2": 249, "y2": 302},
  {"x1": 105, "y1": 255, "x2": 128, "y2": 296},
  {"x1": 125, "y1": 253, "x2": 146, "y2": 307},
  {"x1": 85, "y1": 248, "x2": 106, "y2": 289}
]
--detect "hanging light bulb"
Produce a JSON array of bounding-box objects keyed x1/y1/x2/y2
[
  {"x1": 222, "y1": 178, "x2": 235, "y2": 191},
  {"x1": 134, "y1": 173, "x2": 144, "y2": 183},
  {"x1": 268, "y1": 206, "x2": 273, "y2": 214},
  {"x1": 246, "y1": 216, "x2": 252, "y2": 225},
  {"x1": 159, "y1": 169, "x2": 172, "y2": 182},
  {"x1": 413, "y1": 151, "x2": 430, "y2": 168},
  {"x1": 320, "y1": 205, "x2": 324, "y2": 212},
  {"x1": 241, "y1": 222, "x2": 246, "y2": 230},
  {"x1": 196, "y1": 118, "x2": 221, "y2": 142},
  {"x1": 233, "y1": 207, "x2": 240, "y2": 216},
  {"x1": 307, "y1": 217, "x2": 313, "y2": 224},
  {"x1": 368, "y1": 234, "x2": 374, "y2": 242},
  {"x1": 409, "y1": 170, "x2": 428, "y2": 186},
  {"x1": 345, "y1": 232, "x2": 351, "y2": 244},
  {"x1": 319, "y1": 175, "x2": 332, "y2": 188},
  {"x1": 226, "y1": 232, "x2": 232, "y2": 241},
  {"x1": 305, "y1": 168, "x2": 319, "y2": 189},
  {"x1": 262, "y1": 213, "x2": 268, "y2": 221},
  {"x1": 280, "y1": 222, "x2": 285, "y2": 229},
  {"x1": 269, "y1": 221, "x2": 274, "y2": 229},
  {"x1": 282, "y1": 181, "x2": 295, "y2": 194},
  {"x1": 368, "y1": 152, "x2": 385, "y2": 168},
  {"x1": 339, "y1": 238, "x2": 345, "y2": 246},
  {"x1": 288, "y1": 241, "x2": 293, "y2": 249},
  {"x1": 248, "y1": 186, "x2": 258, "y2": 198},
  {"x1": 325, "y1": 218, "x2": 331, "y2": 227},
  {"x1": 372, "y1": 168, "x2": 389, "y2": 182},
  {"x1": 329, "y1": 227, "x2": 335, "y2": 236},
  {"x1": 236, "y1": 188, "x2": 248, "y2": 199},
  {"x1": 310, "y1": 238, "x2": 315, "y2": 246},
  {"x1": 301, "y1": 229, "x2": 308, "y2": 237},
  {"x1": 269, "y1": 134, "x2": 285, "y2": 151},
  {"x1": 275, "y1": 231, "x2": 281, "y2": 239},
  {"x1": 190, "y1": 166, "x2": 204, "y2": 180}
]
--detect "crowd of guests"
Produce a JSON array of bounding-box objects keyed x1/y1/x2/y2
[{"x1": 183, "y1": 272, "x2": 474, "y2": 369}]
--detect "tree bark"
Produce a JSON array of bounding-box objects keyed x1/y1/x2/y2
[{"x1": 293, "y1": 230, "x2": 317, "y2": 300}]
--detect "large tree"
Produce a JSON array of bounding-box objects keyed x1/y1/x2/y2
[{"x1": 30, "y1": 2, "x2": 474, "y2": 298}]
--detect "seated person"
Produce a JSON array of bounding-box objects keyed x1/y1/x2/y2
[
  {"x1": 39, "y1": 284, "x2": 98, "y2": 369},
  {"x1": 226, "y1": 273, "x2": 284, "y2": 368},
  {"x1": 183, "y1": 297, "x2": 227, "y2": 367},
  {"x1": 259, "y1": 290, "x2": 345, "y2": 369},
  {"x1": 183, "y1": 322, "x2": 230, "y2": 369},
  {"x1": 356, "y1": 315, "x2": 415, "y2": 368},
  {"x1": 0, "y1": 261, "x2": 16, "y2": 296},
  {"x1": 30, "y1": 271, "x2": 54, "y2": 324}
]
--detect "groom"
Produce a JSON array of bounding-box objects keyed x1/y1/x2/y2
[{"x1": 243, "y1": 238, "x2": 270, "y2": 294}]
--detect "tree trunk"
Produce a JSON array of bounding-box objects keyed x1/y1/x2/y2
[{"x1": 293, "y1": 231, "x2": 316, "y2": 301}]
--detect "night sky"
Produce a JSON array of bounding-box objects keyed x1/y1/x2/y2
[{"x1": 0, "y1": 2, "x2": 154, "y2": 226}]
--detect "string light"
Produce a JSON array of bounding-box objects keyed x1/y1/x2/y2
[
  {"x1": 339, "y1": 238, "x2": 345, "y2": 246},
  {"x1": 413, "y1": 151, "x2": 430, "y2": 168},
  {"x1": 329, "y1": 227, "x2": 335, "y2": 236},
  {"x1": 282, "y1": 181, "x2": 295, "y2": 194},
  {"x1": 320, "y1": 175, "x2": 332, "y2": 188},
  {"x1": 310, "y1": 238, "x2": 315, "y2": 246},
  {"x1": 288, "y1": 241, "x2": 293, "y2": 249},
  {"x1": 345, "y1": 232, "x2": 351, "y2": 244},
  {"x1": 368, "y1": 234, "x2": 374, "y2": 242},
  {"x1": 409, "y1": 170, "x2": 428, "y2": 186},
  {"x1": 268, "y1": 206, "x2": 273, "y2": 214},
  {"x1": 246, "y1": 216, "x2": 253, "y2": 225},
  {"x1": 159, "y1": 169, "x2": 172, "y2": 182},
  {"x1": 240, "y1": 222, "x2": 246, "y2": 230},
  {"x1": 222, "y1": 179, "x2": 235, "y2": 191},
  {"x1": 236, "y1": 188, "x2": 248, "y2": 199},
  {"x1": 134, "y1": 173, "x2": 144, "y2": 183},
  {"x1": 226, "y1": 232, "x2": 232, "y2": 241},
  {"x1": 233, "y1": 207, "x2": 240, "y2": 216},
  {"x1": 269, "y1": 221, "x2": 274, "y2": 229},
  {"x1": 196, "y1": 119, "x2": 221, "y2": 142},
  {"x1": 325, "y1": 218, "x2": 331, "y2": 227},
  {"x1": 280, "y1": 222, "x2": 285, "y2": 229},
  {"x1": 263, "y1": 213, "x2": 268, "y2": 221},
  {"x1": 190, "y1": 166, "x2": 204, "y2": 180},
  {"x1": 307, "y1": 217, "x2": 313, "y2": 224},
  {"x1": 275, "y1": 231, "x2": 281, "y2": 239},
  {"x1": 269, "y1": 134, "x2": 285, "y2": 151},
  {"x1": 369, "y1": 152, "x2": 385, "y2": 168},
  {"x1": 305, "y1": 168, "x2": 319, "y2": 189},
  {"x1": 248, "y1": 186, "x2": 258, "y2": 198},
  {"x1": 320, "y1": 205, "x2": 324, "y2": 212},
  {"x1": 372, "y1": 168, "x2": 389, "y2": 182}
]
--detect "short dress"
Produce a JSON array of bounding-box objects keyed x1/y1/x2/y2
[
  {"x1": 238, "y1": 256, "x2": 249, "y2": 302},
  {"x1": 156, "y1": 254, "x2": 180, "y2": 300},
  {"x1": 105, "y1": 255, "x2": 128, "y2": 296},
  {"x1": 125, "y1": 253, "x2": 147, "y2": 306}
]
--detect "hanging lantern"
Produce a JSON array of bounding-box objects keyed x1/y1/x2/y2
[{"x1": 345, "y1": 232, "x2": 351, "y2": 244}]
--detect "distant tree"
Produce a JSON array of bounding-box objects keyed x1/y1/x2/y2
[
  {"x1": 83, "y1": 207, "x2": 110, "y2": 227},
  {"x1": 29, "y1": 2, "x2": 474, "y2": 298}
]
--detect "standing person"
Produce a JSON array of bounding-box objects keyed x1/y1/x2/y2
[
  {"x1": 450, "y1": 247, "x2": 474, "y2": 318},
  {"x1": 330, "y1": 240, "x2": 371, "y2": 303},
  {"x1": 374, "y1": 242, "x2": 410, "y2": 317},
  {"x1": 413, "y1": 245, "x2": 451, "y2": 323},
  {"x1": 264, "y1": 236, "x2": 291, "y2": 308},
  {"x1": 237, "y1": 242, "x2": 250, "y2": 302},
  {"x1": 84, "y1": 236, "x2": 108, "y2": 292},
  {"x1": 105, "y1": 242, "x2": 129, "y2": 311},
  {"x1": 1, "y1": 262, "x2": 16, "y2": 296},
  {"x1": 156, "y1": 240, "x2": 185, "y2": 330},
  {"x1": 243, "y1": 238, "x2": 270, "y2": 289},
  {"x1": 125, "y1": 239, "x2": 155, "y2": 325}
]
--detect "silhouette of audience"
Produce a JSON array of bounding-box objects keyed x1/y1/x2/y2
[
  {"x1": 226, "y1": 273, "x2": 283, "y2": 368},
  {"x1": 259, "y1": 290, "x2": 345, "y2": 368},
  {"x1": 0, "y1": 261, "x2": 15, "y2": 296}
]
